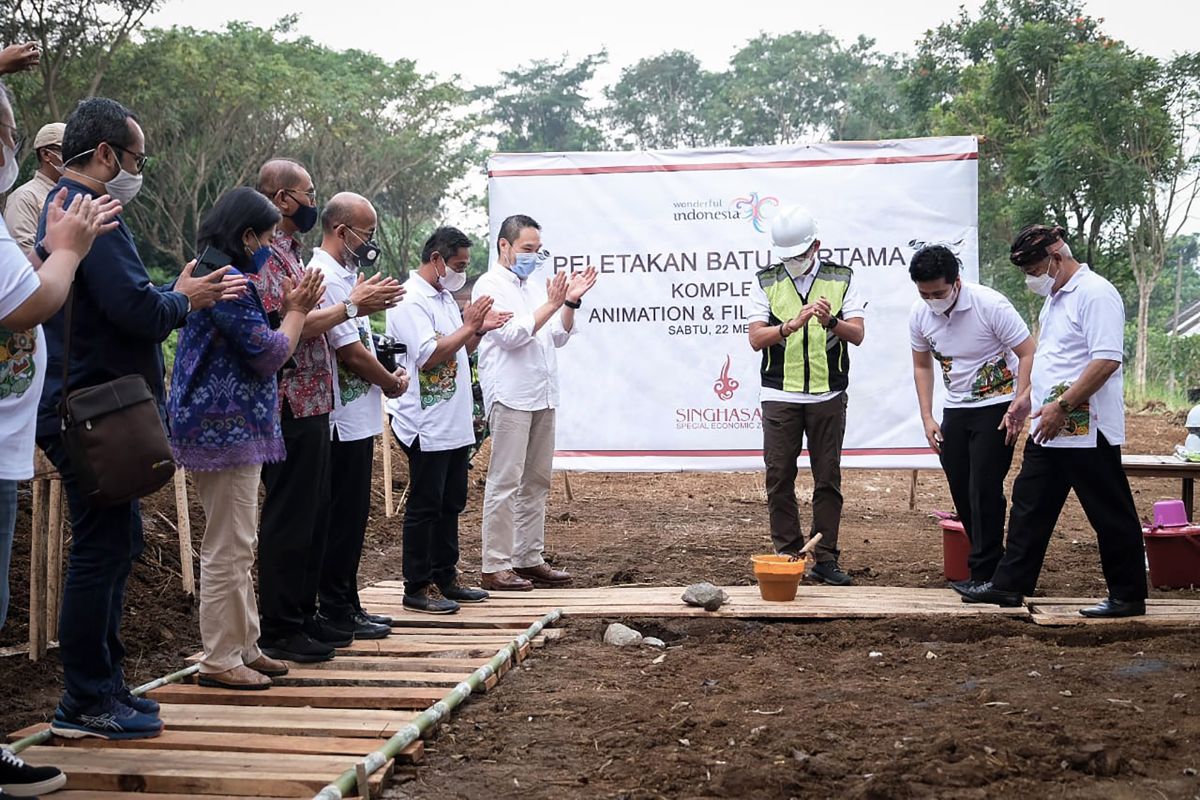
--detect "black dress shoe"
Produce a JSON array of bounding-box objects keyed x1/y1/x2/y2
[
  {"x1": 439, "y1": 582, "x2": 490, "y2": 603},
  {"x1": 259, "y1": 632, "x2": 335, "y2": 663},
  {"x1": 808, "y1": 561, "x2": 854, "y2": 586},
  {"x1": 958, "y1": 581, "x2": 1024, "y2": 607},
  {"x1": 355, "y1": 606, "x2": 393, "y2": 626},
  {"x1": 1079, "y1": 597, "x2": 1146, "y2": 618},
  {"x1": 305, "y1": 615, "x2": 353, "y2": 648}
]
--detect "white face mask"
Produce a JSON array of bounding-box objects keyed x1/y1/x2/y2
[
  {"x1": 923, "y1": 286, "x2": 958, "y2": 314},
  {"x1": 0, "y1": 141, "x2": 19, "y2": 194},
  {"x1": 782, "y1": 252, "x2": 816, "y2": 280},
  {"x1": 440, "y1": 264, "x2": 467, "y2": 292},
  {"x1": 1025, "y1": 272, "x2": 1055, "y2": 296},
  {"x1": 105, "y1": 167, "x2": 143, "y2": 204}
]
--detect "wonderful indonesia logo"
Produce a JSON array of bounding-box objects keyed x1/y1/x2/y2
[{"x1": 671, "y1": 192, "x2": 779, "y2": 232}]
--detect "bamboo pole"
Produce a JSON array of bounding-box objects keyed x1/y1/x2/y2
[
  {"x1": 174, "y1": 469, "x2": 196, "y2": 596},
  {"x1": 28, "y1": 479, "x2": 47, "y2": 661},
  {"x1": 8, "y1": 663, "x2": 200, "y2": 754},
  {"x1": 563, "y1": 472, "x2": 575, "y2": 503},
  {"x1": 908, "y1": 470, "x2": 918, "y2": 511},
  {"x1": 382, "y1": 397, "x2": 394, "y2": 518},
  {"x1": 312, "y1": 609, "x2": 563, "y2": 800},
  {"x1": 46, "y1": 480, "x2": 64, "y2": 641}
]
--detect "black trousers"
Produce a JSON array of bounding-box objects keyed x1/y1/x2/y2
[
  {"x1": 939, "y1": 402, "x2": 1014, "y2": 581},
  {"x1": 399, "y1": 435, "x2": 469, "y2": 595},
  {"x1": 318, "y1": 433, "x2": 375, "y2": 619},
  {"x1": 258, "y1": 408, "x2": 331, "y2": 641},
  {"x1": 762, "y1": 395, "x2": 847, "y2": 563},
  {"x1": 991, "y1": 432, "x2": 1147, "y2": 600}
]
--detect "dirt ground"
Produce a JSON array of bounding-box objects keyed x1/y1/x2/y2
[{"x1": 2, "y1": 410, "x2": 1198, "y2": 799}]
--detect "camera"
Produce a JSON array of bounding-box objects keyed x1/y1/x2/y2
[{"x1": 373, "y1": 334, "x2": 407, "y2": 373}]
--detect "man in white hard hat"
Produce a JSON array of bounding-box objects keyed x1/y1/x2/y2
[
  {"x1": 3, "y1": 121, "x2": 65, "y2": 253},
  {"x1": 747, "y1": 206, "x2": 866, "y2": 585}
]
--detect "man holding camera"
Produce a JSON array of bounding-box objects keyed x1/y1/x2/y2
[{"x1": 387, "y1": 227, "x2": 511, "y2": 613}]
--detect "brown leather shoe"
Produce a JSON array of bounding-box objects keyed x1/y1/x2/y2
[
  {"x1": 198, "y1": 665, "x2": 272, "y2": 691},
  {"x1": 514, "y1": 563, "x2": 572, "y2": 586},
  {"x1": 480, "y1": 570, "x2": 534, "y2": 592},
  {"x1": 245, "y1": 654, "x2": 289, "y2": 677}
]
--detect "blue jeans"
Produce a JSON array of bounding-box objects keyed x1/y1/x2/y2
[
  {"x1": 38, "y1": 437, "x2": 145, "y2": 712},
  {"x1": 0, "y1": 479, "x2": 16, "y2": 630}
]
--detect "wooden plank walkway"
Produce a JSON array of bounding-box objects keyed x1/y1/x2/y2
[{"x1": 10, "y1": 583, "x2": 1199, "y2": 798}]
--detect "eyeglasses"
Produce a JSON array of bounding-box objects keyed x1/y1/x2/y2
[
  {"x1": 107, "y1": 142, "x2": 149, "y2": 174},
  {"x1": 285, "y1": 187, "x2": 318, "y2": 204},
  {"x1": 343, "y1": 226, "x2": 377, "y2": 242}
]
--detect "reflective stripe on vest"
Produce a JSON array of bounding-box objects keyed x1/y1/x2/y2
[{"x1": 758, "y1": 262, "x2": 853, "y2": 394}]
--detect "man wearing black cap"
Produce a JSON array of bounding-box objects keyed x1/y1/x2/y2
[{"x1": 956, "y1": 225, "x2": 1147, "y2": 617}]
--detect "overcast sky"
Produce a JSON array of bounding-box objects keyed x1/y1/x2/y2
[
  {"x1": 148, "y1": 0, "x2": 1191, "y2": 89},
  {"x1": 146, "y1": 0, "x2": 1199, "y2": 236}
]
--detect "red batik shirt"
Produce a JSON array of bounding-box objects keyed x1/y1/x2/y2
[{"x1": 248, "y1": 229, "x2": 334, "y2": 418}]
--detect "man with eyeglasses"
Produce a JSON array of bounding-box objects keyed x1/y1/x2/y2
[
  {"x1": 956, "y1": 224, "x2": 1147, "y2": 618},
  {"x1": 251, "y1": 161, "x2": 403, "y2": 662},
  {"x1": 4, "y1": 122, "x2": 64, "y2": 253},
  {"x1": 471, "y1": 214, "x2": 596, "y2": 591},
  {"x1": 34, "y1": 96, "x2": 245, "y2": 739},
  {"x1": 310, "y1": 192, "x2": 408, "y2": 638}
]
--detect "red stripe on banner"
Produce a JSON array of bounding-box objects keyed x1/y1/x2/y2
[
  {"x1": 554, "y1": 447, "x2": 935, "y2": 458},
  {"x1": 489, "y1": 152, "x2": 978, "y2": 178}
]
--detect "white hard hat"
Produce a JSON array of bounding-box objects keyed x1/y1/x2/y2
[{"x1": 771, "y1": 205, "x2": 819, "y2": 259}]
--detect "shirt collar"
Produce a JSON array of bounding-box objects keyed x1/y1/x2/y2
[
  {"x1": 271, "y1": 227, "x2": 303, "y2": 259},
  {"x1": 411, "y1": 271, "x2": 444, "y2": 298},
  {"x1": 490, "y1": 260, "x2": 523, "y2": 285},
  {"x1": 312, "y1": 245, "x2": 354, "y2": 274},
  {"x1": 949, "y1": 282, "x2": 974, "y2": 313},
  {"x1": 56, "y1": 176, "x2": 97, "y2": 197},
  {"x1": 1055, "y1": 263, "x2": 1091, "y2": 294},
  {"x1": 34, "y1": 171, "x2": 58, "y2": 190}
]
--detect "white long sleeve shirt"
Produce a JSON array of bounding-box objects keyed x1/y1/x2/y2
[{"x1": 472, "y1": 262, "x2": 574, "y2": 415}]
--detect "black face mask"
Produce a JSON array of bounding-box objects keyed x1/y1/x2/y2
[
  {"x1": 343, "y1": 227, "x2": 381, "y2": 268},
  {"x1": 289, "y1": 201, "x2": 319, "y2": 234}
]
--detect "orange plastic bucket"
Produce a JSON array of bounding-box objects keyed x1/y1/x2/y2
[
  {"x1": 751, "y1": 554, "x2": 806, "y2": 602},
  {"x1": 939, "y1": 519, "x2": 970, "y2": 582}
]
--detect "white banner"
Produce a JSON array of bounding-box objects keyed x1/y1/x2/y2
[{"x1": 486, "y1": 137, "x2": 979, "y2": 471}]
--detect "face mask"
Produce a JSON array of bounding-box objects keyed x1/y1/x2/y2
[
  {"x1": 439, "y1": 261, "x2": 467, "y2": 292},
  {"x1": 782, "y1": 253, "x2": 816, "y2": 280},
  {"x1": 105, "y1": 166, "x2": 143, "y2": 204},
  {"x1": 0, "y1": 142, "x2": 18, "y2": 194},
  {"x1": 244, "y1": 244, "x2": 272, "y2": 274},
  {"x1": 512, "y1": 251, "x2": 545, "y2": 280},
  {"x1": 1025, "y1": 271, "x2": 1054, "y2": 296},
  {"x1": 288, "y1": 201, "x2": 319, "y2": 234},
  {"x1": 924, "y1": 287, "x2": 958, "y2": 314},
  {"x1": 343, "y1": 227, "x2": 380, "y2": 269}
]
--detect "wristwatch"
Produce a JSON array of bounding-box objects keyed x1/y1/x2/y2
[
  {"x1": 1057, "y1": 397, "x2": 1073, "y2": 413},
  {"x1": 564, "y1": 298, "x2": 582, "y2": 309},
  {"x1": 34, "y1": 241, "x2": 51, "y2": 263},
  {"x1": 823, "y1": 316, "x2": 839, "y2": 330},
  {"x1": 343, "y1": 299, "x2": 358, "y2": 319}
]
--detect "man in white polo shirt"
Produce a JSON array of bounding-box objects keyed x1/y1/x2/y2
[
  {"x1": 472, "y1": 214, "x2": 597, "y2": 591},
  {"x1": 312, "y1": 193, "x2": 407, "y2": 639},
  {"x1": 958, "y1": 225, "x2": 1147, "y2": 617},
  {"x1": 387, "y1": 226, "x2": 510, "y2": 613},
  {"x1": 908, "y1": 244, "x2": 1035, "y2": 587}
]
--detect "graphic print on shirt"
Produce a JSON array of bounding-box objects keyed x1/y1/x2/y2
[
  {"x1": 931, "y1": 349, "x2": 953, "y2": 389},
  {"x1": 968, "y1": 354, "x2": 1015, "y2": 401},
  {"x1": 338, "y1": 325, "x2": 372, "y2": 406},
  {"x1": 0, "y1": 327, "x2": 37, "y2": 400},
  {"x1": 419, "y1": 331, "x2": 458, "y2": 409},
  {"x1": 1043, "y1": 382, "x2": 1090, "y2": 436}
]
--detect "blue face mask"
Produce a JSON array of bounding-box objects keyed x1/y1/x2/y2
[
  {"x1": 245, "y1": 244, "x2": 272, "y2": 274},
  {"x1": 512, "y1": 251, "x2": 546, "y2": 280}
]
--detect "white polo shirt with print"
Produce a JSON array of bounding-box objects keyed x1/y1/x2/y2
[
  {"x1": 1029, "y1": 264, "x2": 1126, "y2": 448},
  {"x1": 909, "y1": 282, "x2": 1031, "y2": 409}
]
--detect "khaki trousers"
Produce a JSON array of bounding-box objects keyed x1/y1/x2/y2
[
  {"x1": 482, "y1": 404, "x2": 556, "y2": 573},
  {"x1": 193, "y1": 464, "x2": 264, "y2": 673}
]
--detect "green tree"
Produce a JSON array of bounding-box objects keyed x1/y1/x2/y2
[
  {"x1": 479, "y1": 51, "x2": 607, "y2": 153},
  {"x1": 605, "y1": 50, "x2": 722, "y2": 149}
]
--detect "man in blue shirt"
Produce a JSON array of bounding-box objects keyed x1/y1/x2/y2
[{"x1": 35, "y1": 97, "x2": 242, "y2": 740}]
